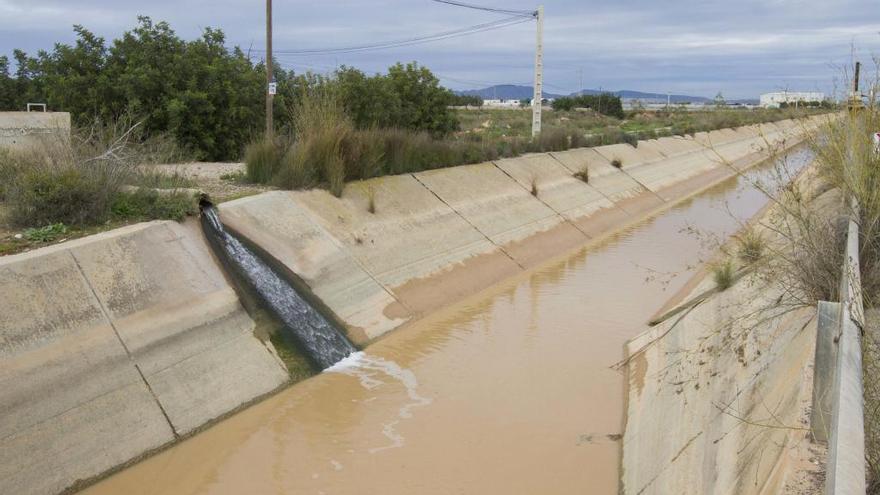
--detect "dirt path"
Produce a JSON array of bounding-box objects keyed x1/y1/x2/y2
[{"x1": 149, "y1": 162, "x2": 273, "y2": 202}]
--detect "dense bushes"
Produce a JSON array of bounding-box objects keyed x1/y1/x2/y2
[
  {"x1": 449, "y1": 94, "x2": 484, "y2": 107},
  {"x1": 0, "y1": 125, "x2": 197, "y2": 228},
  {"x1": 1, "y1": 18, "x2": 461, "y2": 160},
  {"x1": 2, "y1": 19, "x2": 263, "y2": 161},
  {"x1": 333, "y1": 63, "x2": 459, "y2": 135},
  {"x1": 551, "y1": 93, "x2": 625, "y2": 118}
]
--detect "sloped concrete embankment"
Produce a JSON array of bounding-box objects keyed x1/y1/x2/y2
[
  {"x1": 621, "y1": 172, "x2": 838, "y2": 495},
  {"x1": 220, "y1": 116, "x2": 828, "y2": 343},
  {"x1": 0, "y1": 221, "x2": 288, "y2": 495},
  {"x1": 622, "y1": 270, "x2": 817, "y2": 495}
]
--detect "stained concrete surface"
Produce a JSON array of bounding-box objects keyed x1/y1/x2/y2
[
  {"x1": 0, "y1": 221, "x2": 288, "y2": 495},
  {"x1": 0, "y1": 111, "x2": 70, "y2": 149}
]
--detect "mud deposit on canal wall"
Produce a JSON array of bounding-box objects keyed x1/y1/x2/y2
[{"x1": 0, "y1": 116, "x2": 827, "y2": 494}]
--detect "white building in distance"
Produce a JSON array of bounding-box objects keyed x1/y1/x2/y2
[
  {"x1": 482, "y1": 99, "x2": 524, "y2": 109},
  {"x1": 759, "y1": 91, "x2": 825, "y2": 108}
]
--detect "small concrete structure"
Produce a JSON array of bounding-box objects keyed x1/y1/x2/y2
[
  {"x1": 0, "y1": 111, "x2": 71, "y2": 149},
  {"x1": 0, "y1": 221, "x2": 288, "y2": 495}
]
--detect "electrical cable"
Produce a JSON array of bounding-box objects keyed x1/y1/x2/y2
[
  {"x1": 428, "y1": 0, "x2": 536, "y2": 18},
  {"x1": 254, "y1": 15, "x2": 531, "y2": 56}
]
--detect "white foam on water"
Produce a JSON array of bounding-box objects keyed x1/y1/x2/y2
[{"x1": 325, "y1": 351, "x2": 432, "y2": 453}]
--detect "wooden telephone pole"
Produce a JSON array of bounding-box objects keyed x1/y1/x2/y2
[{"x1": 265, "y1": 0, "x2": 274, "y2": 139}]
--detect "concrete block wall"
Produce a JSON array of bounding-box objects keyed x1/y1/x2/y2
[
  {"x1": 219, "y1": 119, "x2": 813, "y2": 342},
  {"x1": 0, "y1": 111, "x2": 70, "y2": 149},
  {"x1": 0, "y1": 221, "x2": 288, "y2": 495}
]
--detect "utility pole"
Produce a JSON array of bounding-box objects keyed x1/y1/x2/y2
[
  {"x1": 265, "y1": 0, "x2": 274, "y2": 140},
  {"x1": 849, "y1": 61, "x2": 863, "y2": 111},
  {"x1": 531, "y1": 5, "x2": 544, "y2": 137}
]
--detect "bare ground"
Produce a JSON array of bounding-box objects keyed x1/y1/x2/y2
[{"x1": 149, "y1": 162, "x2": 273, "y2": 202}]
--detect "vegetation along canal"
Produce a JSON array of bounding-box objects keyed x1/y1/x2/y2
[{"x1": 81, "y1": 149, "x2": 813, "y2": 495}]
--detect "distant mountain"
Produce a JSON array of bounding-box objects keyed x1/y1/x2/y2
[
  {"x1": 457, "y1": 85, "x2": 564, "y2": 100},
  {"x1": 574, "y1": 89, "x2": 710, "y2": 103},
  {"x1": 455, "y1": 84, "x2": 712, "y2": 103}
]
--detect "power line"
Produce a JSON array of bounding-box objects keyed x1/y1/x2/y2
[
  {"x1": 253, "y1": 15, "x2": 531, "y2": 56},
  {"x1": 428, "y1": 0, "x2": 536, "y2": 18}
]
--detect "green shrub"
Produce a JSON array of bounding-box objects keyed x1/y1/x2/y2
[
  {"x1": 110, "y1": 188, "x2": 197, "y2": 221},
  {"x1": 8, "y1": 166, "x2": 111, "y2": 226},
  {"x1": 24, "y1": 223, "x2": 68, "y2": 242},
  {"x1": 611, "y1": 158, "x2": 623, "y2": 168},
  {"x1": 574, "y1": 168, "x2": 589, "y2": 183}
]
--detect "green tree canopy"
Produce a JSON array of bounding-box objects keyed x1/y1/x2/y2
[{"x1": 3, "y1": 18, "x2": 461, "y2": 159}]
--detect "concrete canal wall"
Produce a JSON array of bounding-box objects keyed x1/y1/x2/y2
[
  {"x1": 0, "y1": 221, "x2": 288, "y2": 495},
  {"x1": 0, "y1": 115, "x2": 827, "y2": 494},
  {"x1": 622, "y1": 255, "x2": 818, "y2": 495},
  {"x1": 621, "y1": 176, "x2": 840, "y2": 495},
  {"x1": 220, "y1": 116, "x2": 828, "y2": 343}
]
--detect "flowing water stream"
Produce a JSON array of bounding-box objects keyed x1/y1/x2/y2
[
  {"x1": 201, "y1": 206, "x2": 356, "y2": 369},
  {"x1": 83, "y1": 150, "x2": 812, "y2": 494}
]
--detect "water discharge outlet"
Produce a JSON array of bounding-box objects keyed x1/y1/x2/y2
[{"x1": 200, "y1": 201, "x2": 356, "y2": 369}]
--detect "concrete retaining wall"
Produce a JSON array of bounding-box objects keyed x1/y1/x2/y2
[
  {"x1": 0, "y1": 111, "x2": 70, "y2": 149},
  {"x1": 219, "y1": 119, "x2": 817, "y2": 342},
  {"x1": 623, "y1": 272, "x2": 817, "y2": 495},
  {"x1": 0, "y1": 221, "x2": 288, "y2": 495}
]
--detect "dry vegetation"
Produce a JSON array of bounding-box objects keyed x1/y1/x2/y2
[
  {"x1": 245, "y1": 89, "x2": 832, "y2": 196},
  {"x1": 0, "y1": 117, "x2": 199, "y2": 255}
]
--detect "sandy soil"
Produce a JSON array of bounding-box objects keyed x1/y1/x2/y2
[{"x1": 150, "y1": 162, "x2": 273, "y2": 202}]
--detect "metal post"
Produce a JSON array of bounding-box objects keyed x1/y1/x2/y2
[
  {"x1": 811, "y1": 301, "x2": 840, "y2": 442},
  {"x1": 531, "y1": 5, "x2": 543, "y2": 137},
  {"x1": 265, "y1": 0, "x2": 274, "y2": 140}
]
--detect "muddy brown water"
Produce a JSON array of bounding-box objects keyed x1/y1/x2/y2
[{"x1": 81, "y1": 151, "x2": 811, "y2": 495}]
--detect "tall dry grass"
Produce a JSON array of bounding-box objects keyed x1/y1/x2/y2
[{"x1": 1, "y1": 116, "x2": 195, "y2": 227}]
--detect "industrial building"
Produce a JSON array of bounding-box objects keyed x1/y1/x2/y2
[{"x1": 759, "y1": 91, "x2": 825, "y2": 108}]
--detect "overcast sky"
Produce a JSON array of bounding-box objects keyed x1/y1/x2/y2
[{"x1": 1, "y1": 0, "x2": 878, "y2": 99}]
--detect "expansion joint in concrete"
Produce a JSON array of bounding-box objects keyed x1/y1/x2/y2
[
  {"x1": 410, "y1": 172, "x2": 525, "y2": 270},
  {"x1": 489, "y1": 160, "x2": 591, "y2": 239},
  {"x1": 294, "y1": 197, "x2": 413, "y2": 315},
  {"x1": 68, "y1": 250, "x2": 180, "y2": 439},
  {"x1": 616, "y1": 166, "x2": 667, "y2": 205}
]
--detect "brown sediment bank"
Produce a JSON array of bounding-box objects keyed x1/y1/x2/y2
[{"x1": 79, "y1": 140, "x2": 815, "y2": 495}]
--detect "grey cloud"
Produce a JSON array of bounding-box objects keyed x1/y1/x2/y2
[{"x1": 1, "y1": 0, "x2": 878, "y2": 99}]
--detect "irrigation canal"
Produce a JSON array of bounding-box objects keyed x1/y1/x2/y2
[{"x1": 81, "y1": 149, "x2": 812, "y2": 495}]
